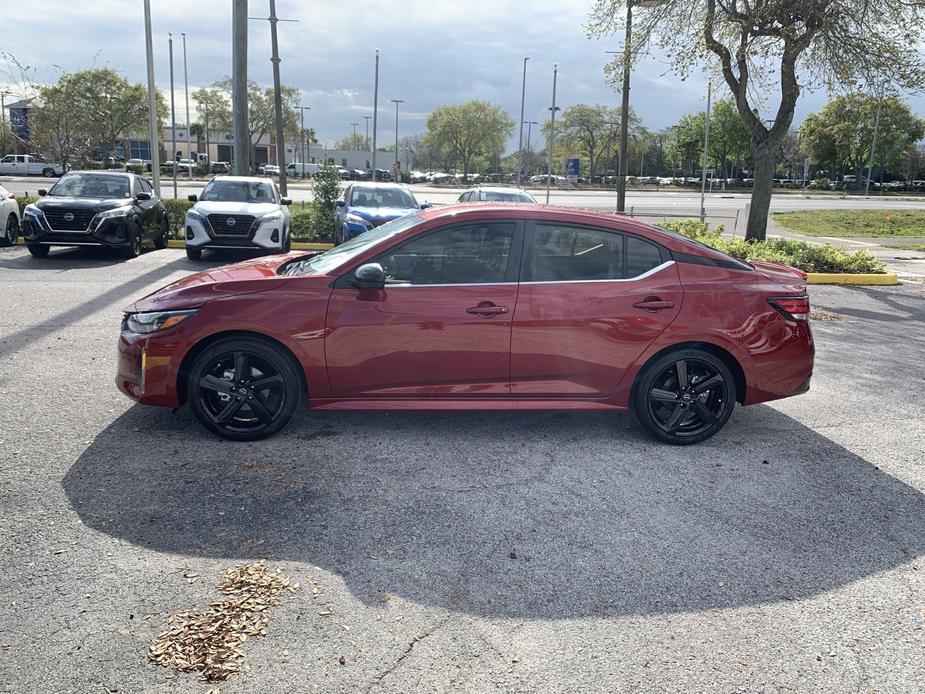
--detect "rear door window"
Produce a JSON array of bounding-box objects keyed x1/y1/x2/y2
[{"x1": 526, "y1": 224, "x2": 624, "y2": 282}]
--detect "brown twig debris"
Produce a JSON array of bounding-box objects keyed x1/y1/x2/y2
[{"x1": 148, "y1": 562, "x2": 299, "y2": 681}]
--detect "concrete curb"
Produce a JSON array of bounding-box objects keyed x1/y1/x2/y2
[
  {"x1": 165, "y1": 239, "x2": 334, "y2": 251},
  {"x1": 806, "y1": 272, "x2": 898, "y2": 285}
]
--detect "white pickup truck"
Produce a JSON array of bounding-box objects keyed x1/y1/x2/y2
[{"x1": 0, "y1": 154, "x2": 64, "y2": 177}]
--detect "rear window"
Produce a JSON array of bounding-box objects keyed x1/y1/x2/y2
[{"x1": 654, "y1": 225, "x2": 754, "y2": 272}]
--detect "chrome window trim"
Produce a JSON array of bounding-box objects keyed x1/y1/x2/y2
[
  {"x1": 519, "y1": 260, "x2": 675, "y2": 285},
  {"x1": 381, "y1": 281, "x2": 519, "y2": 288}
]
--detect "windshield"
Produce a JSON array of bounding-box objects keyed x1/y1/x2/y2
[
  {"x1": 49, "y1": 174, "x2": 130, "y2": 199},
  {"x1": 280, "y1": 213, "x2": 425, "y2": 277},
  {"x1": 481, "y1": 191, "x2": 536, "y2": 202},
  {"x1": 349, "y1": 187, "x2": 417, "y2": 208},
  {"x1": 200, "y1": 180, "x2": 276, "y2": 203}
]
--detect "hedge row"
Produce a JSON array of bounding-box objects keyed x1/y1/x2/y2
[{"x1": 661, "y1": 219, "x2": 886, "y2": 274}]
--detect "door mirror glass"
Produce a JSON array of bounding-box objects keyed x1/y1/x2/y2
[
  {"x1": 187, "y1": 194, "x2": 198, "y2": 202},
  {"x1": 135, "y1": 191, "x2": 151, "y2": 201},
  {"x1": 335, "y1": 200, "x2": 346, "y2": 207},
  {"x1": 280, "y1": 197, "x2": 292, "y2": 206},
  {"x1": 37, "y1": 188, "x2": 47, "y2": 196},
  {"x1": 419, "y1": 202, "x2": 431, "y2": 209},
  {"x1": 354, "y1": 262, "x2": 386, "y2": 289}
]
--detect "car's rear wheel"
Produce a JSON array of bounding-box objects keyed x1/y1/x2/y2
[
  {"x1": 187, "y1": 336, "x2": 303, "y2": 441},
  {"x1": 632, "y1": 348, "x2": 736, "y2": 445},
  {"x1": 27, "y1": 243, "x2": 49, "y2": 258},
  {"x1": 42, "y1": 167, "x2": 55, "y2": 178},
  {"x1": 185, "y1": 246, "x2": 202, "y2": 261},
  {"x1": 154, "y1": 215, "x2": 169, "y2": 250},
  {"x1": 1, "y1": 214, "x2": 18, "y2": 247}
]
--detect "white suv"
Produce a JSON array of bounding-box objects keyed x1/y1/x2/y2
[{"x1": 184, "y1": 176, "x2": 292, "y2": 261}]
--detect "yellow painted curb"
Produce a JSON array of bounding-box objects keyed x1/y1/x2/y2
[
  {"x1": 166, "y1": 239, "x2": 333, "y2": 251},
  {"x1": 806, "y1": 272, "x2": 898, "y2": 285}
]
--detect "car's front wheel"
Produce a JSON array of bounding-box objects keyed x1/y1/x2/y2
[
  {"x1": 187, "y1": 336, "x2": 304, "y2": 441},
  {"x1": 27, "y1": 243, "x2": 49, "y2": 258},
  {"x1": 1, "y1": 214, "x2": 18, "y2": 247},
  {"x1": 154, "y1": 215, "x2": 169, "y2": 250},
  {"x1": 632, "y1": 348, "x2": 736, "y2": 445},
  {"x1": 185, "y1": 246, "x2": 202, "y2": 261},
  {"x1": 122, "y1": 221, "x2": 143, "y2": 259}
]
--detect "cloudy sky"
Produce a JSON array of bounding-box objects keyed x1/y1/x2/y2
[{"x1": 4, "y1": 0, "x2": 924, "y2": 151}]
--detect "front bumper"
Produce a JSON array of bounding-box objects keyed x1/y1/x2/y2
[
  {"x1": 22, "y1": 213, "x2": 133, "y2": 248},
  {"x1": 116, "y1": 330, "x2": 182, "y2": 407},
  {"x1": 185, "y1": 215, "x2": 285, "y2": 251}
]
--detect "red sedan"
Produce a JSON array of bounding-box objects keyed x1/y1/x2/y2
[{"x1": 117, "y1": 205, "x2": 814, "y2": 445}]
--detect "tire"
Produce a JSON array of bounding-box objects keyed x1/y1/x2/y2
[
  {"x1": 187, "y1": 336, "x2": 304, "y2": 441},
  {"x1": 121, "y1": 222, "x2": 143, "y2": 259},
  {"x1": 0, "y1": 214, "x2": 18, "y2": 247},
  {"x1": 631, "y1": 348, "x2": 737, "y2": 446},
  {"x1": 42, "y1": 167, "x2": 54, "y2": 178},
  {"x1": 282, "y1": 230, "x2": 291, "y2": 253},
  {"x1": 27, "y1": 243, "x2": 49, "y2": 258},
  {"x1": 186, "y1": 246, "x2": 202, "y2": 261},
  {"x1": 154, "y1": 215, "x2": 169, "y2": 250}
]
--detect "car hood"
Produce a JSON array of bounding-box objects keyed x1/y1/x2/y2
[
  {"x1": 192, "y1": 201, "x2": 281, "y2": 216},
  {"x1": 123, "y1": 252, "x2": 310, "y2": 313},
  {"x1": 36, "y1": 196, "x2": 131, "y2": 211},
  {"x1": 347, "y1": 207, "x2": 415, "y2": 221}
]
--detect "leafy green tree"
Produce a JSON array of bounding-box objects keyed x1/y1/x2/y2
[
  {"x1": 800, "y1": 93, "x2": 925, "y2": 186},
  {"x1": 192, "y1": 87, "x2": 232, "y2": 163},
  {"x1": 214, "y1": 79, "x2": 300, "y2": 172},
  {"x1": 589, "y1": 0, "x2": 925, "y2": 240},
  {"x1": 424, "y1": 101, "x2": 514, "y2": 178},
  {"x1": 334, "y1": 133, "x2": 370, "y2": 151},
  {"x1": 708, "y1": 99, "x2": 751, "y2": 179},
  {"x1": 555, "y1": 104, "x2": 619, "y2": 179}
]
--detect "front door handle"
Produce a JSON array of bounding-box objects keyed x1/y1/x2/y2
[
  {"x1": 632, "y1": 297, "x2": 675, "y2": 312},
  {"x1": 466, "y1": 302, "x2": 509, "y2": 318}
]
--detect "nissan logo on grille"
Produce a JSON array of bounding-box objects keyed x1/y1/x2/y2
[
  {"x1": 63, "y1": 212, "x2": 75, "y2": 222},
  {"x1": 226, "y1": 217, "x2": 236, "y2": 226}
]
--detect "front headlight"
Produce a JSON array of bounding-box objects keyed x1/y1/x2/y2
[
  {"x1": 123, "y1": 309, "x2": 198, "y2": 334},
  {"x1": 186, "y1": 208, "x2": 206, "y2": 223},
  {"x1": 92, "y1": 205, "x2": 134, "y2": 227},
  {"x1": 345, "y1": 213, "x2": 371, "y2": 227},
  {"x1": 257, "y1": 210, "x2": 284, "y2": 223},
  {"x1": 24, "y1": 203, "x2": 43, "y2": 218}
]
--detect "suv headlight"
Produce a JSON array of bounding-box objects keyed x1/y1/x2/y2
[
  {"x1": 345, "y1": 213, "x2": 371, "y2": 228},
  {"x1": 24, "y1": 203, "x2": 45, "y2": 221},
  {"x1": 256, "y1": 209, "x2": 284, "y2": 223},
  {"x1": 123, "y1": 309, "x2": 198, "y2": 334},
  {"x1": 92, "y1": 205, "x2": 134, "y2": 228},
  {"x1": 186, "y1": 208, "x2": 207, "y2": 223}
]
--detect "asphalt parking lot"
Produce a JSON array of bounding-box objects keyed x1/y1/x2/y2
[{"x1": 1, "y1": 245, "x2": 923, "y2": 693}]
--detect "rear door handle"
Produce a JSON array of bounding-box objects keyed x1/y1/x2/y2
[
  {"x1": 632, "y1": 298, "x2": 675, "y2": 312},
  {"x1": 466, "y1": 302, "x2": 509, "y2": 318}
]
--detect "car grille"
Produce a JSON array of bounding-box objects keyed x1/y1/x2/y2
[
  {"x1": 207, "y1": 214, "x2": 255, "y2": 236},
  {"x1": 44, "y1": 208, "x2": 96, "y2": 231}
]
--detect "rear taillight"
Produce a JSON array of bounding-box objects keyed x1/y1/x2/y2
[{"x1": 768, "y1": 295, "x2": 810, "y2": 321}]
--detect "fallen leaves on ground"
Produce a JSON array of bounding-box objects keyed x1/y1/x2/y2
[
  {"x1": 148, "y1": 562, "x2": 299, "y2": 682},
  {"x1": 810, "y1": 308, "x2": 841, "y2": 321}
]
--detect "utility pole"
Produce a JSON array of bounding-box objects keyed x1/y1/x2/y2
[
  {"x1": 182, "y1": 33, "x2": 192, "y2": 180},
  {"x1": 142, "y1": 1, "x2": 161, "y2": 195},
  {"x1": 232, "y1": 0, "x2": 250, "y2": 175},
  {"x1": 618, "y1": 2, "x2": 633, "y2": 212},
  {"x1": 0, "y1": 90, "x2": 9, "y2": 155},
  {"x1": 168, "y1": 33, "x2": 178, "y2": 199},
  {"x1": 545, "y1": 64, "x2": 559, "y2": 205},
  {"x1": 525, "y1": 120, "x2": 538, "y2": 180},
  {"x1": 517, "y1": 57, "x2": 529, "y2": 185},
  {"x1": 296, "y1": 106, "x2": 310, "y2": 177},
  {"x1": 700, "y1": 80, "x2": 712, "y2": 221},
  {"x1": 350, "y1": 121, "x2": 359, "y2": 149},
  {"x1": 390, "y1": 99, "x2": 403, "y2": 174},
  {"x1": 372, "y1": 49, "x2": 380, "y2": 181},
  {"x1": 865, "y1": 87, "x2": 884, "y2": 197},
  {"x1": 266, "y1": 0, "x2": 288, "y2": 194}
]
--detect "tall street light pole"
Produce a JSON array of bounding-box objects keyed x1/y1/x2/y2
[
  {"x1": 517, "y1": 57, "x2": 529, "y2": 185},
  {"x1": 182, "y1": 33, "x2": 192, "y2": 181},
  {"x1": 142, "y1": 0, "x2": 161, "y2": 195},
  {"x1": 363, "y1": 115, "x2": 371, "y2": 156},
  {"x1": 545, "y1": 64, "x2": 559, "y2": 205},
  {"x1": 390, "y1": 99, "x2": 404, "y2": 176},
  {"x1": 232, "y1": 0, "x2": 250, "y2": 175},
  {"x1": 865, "y1": 86, "x2": 885, "y2": 197},
  {"x1": 168, "y1": 33, "x2": 178, "y2": 199},
  {"x1": 267, "y1": 0, "x2": 288, "y2": 195},
  {"x1": 350, "y1": 121, "x2": 359, "y2": 149},
  {"x1": 296, "y1": 106, "x2": 310, "y2": 176},
  {"x1": 700, "y1": 80, "x2": 712, "y2": 221},
  {"x1": 524, "y1": 120, "x2": 538, "y2": 180},
  {"x1": 372, "y1": 49, "x2": 380, "y2": 181}
]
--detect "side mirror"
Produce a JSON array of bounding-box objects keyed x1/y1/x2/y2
[
  {"x1": 335, "y1": 200, "x2": 345, "y2": 207},
  {"x1": 187, "y1": 194, "x2": 198, "y2": 202},
  {"x1": 280, "y1": 197, "x2": 292, "y2": 206},
  {"x1": 419, "y1": 202, "x2": 431, "y2": 209},
  {"x1": 37, "y1": 189, "x2": 48, "y2": 196},
  {"x1": 8, "y1": 193, "x2": 15, "y2": 199},
  {"x1": 135, "y1": 191, "x2": 152, "y2": 201},
  {"x1": 353, "y1": 262, "x2": 385, "y2": 289}
]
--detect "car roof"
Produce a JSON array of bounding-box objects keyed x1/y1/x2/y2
[
  {"x1": 470, "y1": 186, "x2": 531, "y2": 193},
  {"x1": 209, "y1": 175, "x2": 274, "y2": 183},
  {"x1": 349, "y1": 182, "x2": 410, "y2": 190}
]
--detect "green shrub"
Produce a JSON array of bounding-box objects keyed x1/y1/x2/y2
[
  {"x1": 16, "y1": 196, "x2": 38, "y2": 216},
  {"x1": 311, "y1": 165, "x2": 341, "y2": 236},
  {"x1": 660, "y1": 219, "x2": 885, "y2": 274},
  {"x1": 162, "y1": 198, "x2": 193, "y2": 238},
  {"x1": 125, "y1": 163, "x2": 144, "y2": 174},
  {"x1": 290, "y1": 206, "x2": 333, "y2": 243},
  {"x1": 807, "y1": 177, "x2": 829, "y2": 190}
]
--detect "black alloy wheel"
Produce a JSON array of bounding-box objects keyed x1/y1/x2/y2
[
  {"x1": 186, "y1": 246, "x2": 202, "y2": 261},
  {"x1": 122, "y1": 221, "x2": 143, "y2": 259},
  {"x1": 632, "y1": 348, "x2": 736, "y2": 445},
  {"x1": 154, "y1": 215, "x2": 169, "y2": 250},
  {"x1": 187, "y1": 337, "x2": 303, "y2": 441},
  {"x1": 1, "y1": 214, "x2": 18, "y2": 247}
]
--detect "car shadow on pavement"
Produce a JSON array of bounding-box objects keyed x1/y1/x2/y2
[{"x1": 63, "y1": 404, "x2": 924, "y2": 619}]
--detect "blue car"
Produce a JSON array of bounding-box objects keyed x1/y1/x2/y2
[{"x1": 334, "y1": 183, "x2": 429, "y2": 244}]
